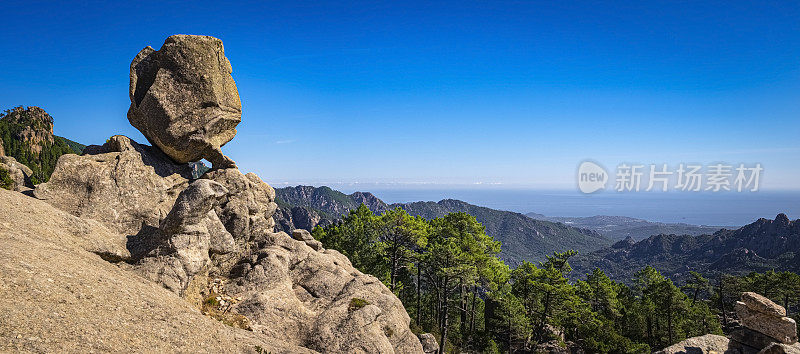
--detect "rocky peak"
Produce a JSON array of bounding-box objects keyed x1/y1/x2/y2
[
  {"x1": 1, "y1": 106, "x2": 55, "y2": 155},
  {"x1": 775, "y1": 213, "x2": 791, "y2": 226},
  {"x1": 612, "y1": 236, "x2": 636, "y2": 249},
  {"x1": 350, "y1": 191, "x2": 389, "y2": 212}
]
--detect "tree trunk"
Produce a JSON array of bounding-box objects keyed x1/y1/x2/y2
[
  {"x1": 784, "y1": 294, "x2": 790, "y2": 317},
  {"x1": 667, "y1": 300, "x2": 674, "y2": 344},
  {"x1": 469, "y1": 285, "x2": 477, "y2": 342},
  {"x1": 438, "y1": 275, "x2": 450, "y2": 354},
  {"x1": 460, "y1": 280, "x2": 466, "y2": 343},
  {"x1": 540, "y1": 291, "x2": 551, "y2": 340},
  {"x1": 434, "y1": 282, "x2": 441, "y2": 329},
  {"x1": 416, "y1": 263, "x2": 422, "y2": 325},
  {"x1": 507, "y1": 317, "x2": 512, "y2": 352},
  {"x1": 389, "y1": 237, "x2": 399, "y2": 293},
  {"x1": 717, "y1": 275, "x2": 728, "y2": 327}
]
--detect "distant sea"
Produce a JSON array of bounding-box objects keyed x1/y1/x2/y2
[{"x1": 333, "y1": 187, "x2": 800, "y2": 227}]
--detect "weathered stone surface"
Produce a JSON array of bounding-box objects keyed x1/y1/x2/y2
[
  {"x1": 0, "y1": 155, "x2": 33, "y2": 191},
  {"x1": 742, "y1": 292, "x2": 787, "y2": 317},
  {"x1": 33, "y1": 135, "x2": 192, "y2": 238},
  {"x1": 127, "y1": 35, "x2": 241, "y2": 168},
  {"x1": 201, "y1": 168, "x2": 277, "y2": 270},
  {"x1": 135, "y1": 179, "x2": 235, "y2": 295},
  {"x1": 228, "y1": 232, "x2": 424, "y2": 353},
  {"x1": 0, "y1": 189, "x2": 307, "y2": 353},
  {"x1": 292, "y1": 229, "x2": 323, "y2": 251},
  {"x1": 656, "y1": 334, "x2": 737, "y2": 354},
  {"x1": 736, "y1": 301, "x2": 798, "y2": 344},
  {"x1": 418, "y1": 333, "x2": 439, "y2": 354},
  {"x1": 760, "y1": 343, "x2": 800, "y2": 354},
  {"x1": 1, "y1": 189, "x2": 130, "y2": 262}
]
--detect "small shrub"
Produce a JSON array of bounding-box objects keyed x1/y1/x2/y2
[
  {"x1": 203, "y1": 295, "x2": 219, "y2": 307},
  {"x1": 0, "y1": 167, "x2": 13, "y2": 190},
  {"x1": 348, "y1": 297, "x2": 369, "y2": 311}
]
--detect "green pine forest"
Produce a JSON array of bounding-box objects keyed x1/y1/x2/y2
[{"x1": 313, "y1": 205, "x2": 800, "y2": 353}]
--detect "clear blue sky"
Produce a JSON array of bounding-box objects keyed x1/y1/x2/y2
[{"x1": 1, "y1": 1, "x2": 798, "y2": 190}]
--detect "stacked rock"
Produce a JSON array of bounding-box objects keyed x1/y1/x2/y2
[
  {"x1": 291, "y1": 229, "x2": 324, "y2": 251},
  {"x1": 731, "y1": 292, "x2": 800, "y2": 353}
]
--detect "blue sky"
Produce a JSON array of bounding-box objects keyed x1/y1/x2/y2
[{"x1": 1, "y1": 1, "x2": 798, "y2": 190}]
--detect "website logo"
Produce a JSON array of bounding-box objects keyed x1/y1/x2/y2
[{"x1": 577, "y1": 161, "x2": 608, "y2": 194}]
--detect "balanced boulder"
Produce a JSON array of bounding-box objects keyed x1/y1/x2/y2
[{"x1": 128, "y1": 34, "x2": 241, "y2": 168}]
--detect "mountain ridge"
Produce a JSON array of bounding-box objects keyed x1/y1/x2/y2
[
  {"x1": 274, "y1": 186, "x2": 611, "y2": 263},
  {"x1": 570, "y1": 213, "x2": 799, "y2": 282}
]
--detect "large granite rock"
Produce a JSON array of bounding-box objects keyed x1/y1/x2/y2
[
  {"x1": 127, "y1": 35, "x2": 241, "y2": 168},
  {"x1": 656, "y1": 334, "x2": 736, "y2": 354},
  {"x1": 760, "y1": 343, "x2": 800, "y2": 354},
  {"x1": 33, "y1": 135, "x2": 192, "y2": 239},
  {"x1": 742, "y1": 292, "x2": 787, "y2": 317},
  {"x1": 228, "y1": 232, "x2": 424, "y2": 353},
  {"x1": 735, "y1": 301, "x2": 797, "y2": 344},
  {"x1": 135, "y1": 179, "x2": 235, "y2": 295},
  {"x1": 200, "y1": 168, "x2": 277, "y2": 271},
  {"x1": 0, "y1": 155, "x2": 33, "y2": 191},
  {"x1": 418, "y1": 333, "x2": 439, "y2": 354},
  {"x1": 0, "y1": 189, "x2": 306, "y2": 353}
]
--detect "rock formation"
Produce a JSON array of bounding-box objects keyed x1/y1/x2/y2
[
  {"x1": 418, "y1": 333, "x2": 440, "y2": 354},
  {"x1": 135, "y1": 179, "x2": 235, "y2": 295},
  {"x1": 0, "y1": 189, "x2": 304, "y2": 353},
  {"x1": 34, "y1": 135, "x2": 192, "y2": 239},
  {"x1": 1, "y1": 106, "x2": 55, "y2": 154},
  {"x1": 657, "y1": 292, "x2": 800, "y2": 354},
  {"x1": 128, "y1": 35, "x2": 241, "y2": 168},
  {"x1": 0, "y1": 155, "x2": 33, "y2": 191},
  {"x1": 730, "y1": 292, "x2": 799, "y2": 352},
  {"x1": 291, "y1": 228, "x2": 324, "y2": 250},
  {"x1": 0, "y1": 106, "x2": 79, "y2": 183},
  {"x1": 658, "y1": 334, "x2": 736, "y2": 354},
  {"x1": 14, "y1": 34, "x2": 424, "y2": 353}
]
